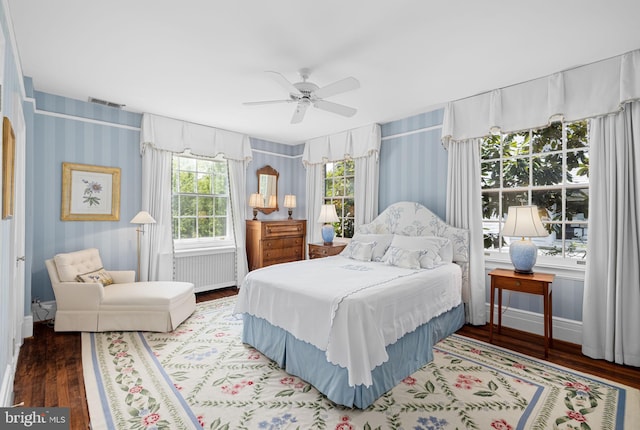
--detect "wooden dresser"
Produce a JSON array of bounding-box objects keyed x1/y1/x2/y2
[{"x1": 246, "y1": 219, "x2": 307, "y2": 270}]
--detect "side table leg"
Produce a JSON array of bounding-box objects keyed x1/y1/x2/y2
[{"x1": 489, "y1": 283, "x2": 495, "y2": 343}]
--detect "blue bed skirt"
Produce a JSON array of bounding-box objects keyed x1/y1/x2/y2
[{"x1": 242, "y1": 304, "x2": 465, "y2": 409}]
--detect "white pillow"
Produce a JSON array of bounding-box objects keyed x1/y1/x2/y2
[
  {"x1": 350, "y1": 233, "x2": 393, "y2": 261},
  {"x1": 381, "y1": 246, "x2": 421, "y2": 269},
  {"x1": 340, "y1": 240, "x2": 374, "y2": 261},
  {"x1": 389, "y1": 235, "x2": 447, "y2": 269}
]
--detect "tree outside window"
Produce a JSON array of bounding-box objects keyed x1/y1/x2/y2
[
  {"x1": 481, "y1": 120, "x2": 589, "y2": 260},
  {"x1": 324, "y1": 160, "x2": 355, "y2": 238},
  {"x1": 172, "y1": 155, "x2": 231, "y2": 241}
]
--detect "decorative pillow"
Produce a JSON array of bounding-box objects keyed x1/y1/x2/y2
[
  {"x1": 340, "y1": 240, "x2": 375, "y2": 261},
  {"x1": 350, "y1": 233, "x2": 393, "y2": 261},
  {"x1": 381, "y1": 246, "x2": 421, "y2": 269},
  {"x1": 76, "y1": 268, "x2": 114, "y2": 286},
  {"x1": 389, "y1": 235, "x2": 448, "y2": 268}
]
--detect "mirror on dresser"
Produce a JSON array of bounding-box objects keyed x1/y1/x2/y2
[{"x1": 255, "y1": 165, "x2": 279, "y2": 214}]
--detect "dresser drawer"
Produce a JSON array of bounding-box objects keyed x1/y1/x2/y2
[
  {"x1": 309, "y1": 242, "x2": 347, "y2": 259},
  {"x1": 264, "y1": 222, "x2": 305, "y2": 238},
  {"x1": 493, "y1": 275, "x2": 545, "y2": 294},
  {"x1": 264, "y1": 247, "x2": 303, "y2": 263}
]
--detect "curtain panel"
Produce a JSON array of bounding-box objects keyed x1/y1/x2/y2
[
  {"x1": 139, "y1": 113, "x2": 252, "y2": 284},
  {"x1": 582, "y1": 101, "x2": 640, "y2": 366},
  {"x1": 445, "y1": 138, "x2": 485, "y2": 325},
  {"x1": 442, "y1": 49, "x2": 640, "y2": 143}
]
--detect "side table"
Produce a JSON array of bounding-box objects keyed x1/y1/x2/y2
[{"x1": 488, "y1": 268, "x2": 555, "y2": 358}]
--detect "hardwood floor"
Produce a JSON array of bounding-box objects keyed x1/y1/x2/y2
[{"x1": 13, "y1": 288, "x2": 640, "y2": 429}]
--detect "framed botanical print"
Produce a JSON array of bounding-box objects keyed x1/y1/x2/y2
[
  {"x1": 2, "y1": 117, "x2": 15, "y2": 219},
  {"x1": 61, "y1": 162, "x2": 121, "y2": 221}
]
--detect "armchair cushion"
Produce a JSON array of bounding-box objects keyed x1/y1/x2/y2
[{"x1": 76, "y1": 267, "x2": 114, "y2": 286}]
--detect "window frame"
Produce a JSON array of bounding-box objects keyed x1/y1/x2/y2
[
  {"x1": 323, "y1": 159, "x2": 355, "y2": 239},
  {"x1": 171, "y1": 153, "x2": 234, "y2": 251},
  {"x1": 481, "y1": 121, "x2": 589, "y2": 270}
]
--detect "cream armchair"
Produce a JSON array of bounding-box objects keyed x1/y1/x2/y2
[{"x1": 45, "y1": 248, "x2": 196, "y2": 332}]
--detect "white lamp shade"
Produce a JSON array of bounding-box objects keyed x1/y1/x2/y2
[
  {"x1": 317, "y1": 204, "x2": 339, "y2": 223},
  {"x1": 130, "y1": 211, "x2": 156, "y2": 224},
  {"x1": 268, "y1": 195, "x2": 277, "y2": 208},
  {"x1": 283, "y1": 194, "x2": 297, "y2": 208},
  {"x1": 502, "y1": 205, "x2": 547, "y2": 238},
  {"x1": 248, "y1": 193, "x2": 262, "y2": 208}
]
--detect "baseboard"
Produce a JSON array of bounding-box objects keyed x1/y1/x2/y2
[
  {"x1": 31, "y1": 300, "x2": 56, "y2": 323},
  {"x1": 1, "y1": 364, "x2": 14, "y2": 407},
  {"x1": 486, "y1": 303, "x2": 582, "y2": 345}
]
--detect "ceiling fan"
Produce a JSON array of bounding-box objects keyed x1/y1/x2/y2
[{"x1": 243, "y1": 68, "x2": 360, "y2": 124}]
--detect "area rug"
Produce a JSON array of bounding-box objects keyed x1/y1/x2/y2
[{"x1": 82, "y1": 296, "x2": 639, "y2": 430}]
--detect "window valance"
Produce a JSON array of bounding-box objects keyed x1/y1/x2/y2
[
  {"x1": 302, "y1": 123, "x2": 381, "y2": 165},
  {"x1": 140, "y1": 113, "x2": 252, "y2": 161},
  {"x1": 442, "y1": 49, "x2": 640, "y2": 145}
]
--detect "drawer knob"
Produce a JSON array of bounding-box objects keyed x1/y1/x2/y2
[{"x1": 515, "y1": 281, "x2": 521, "y2": 287}]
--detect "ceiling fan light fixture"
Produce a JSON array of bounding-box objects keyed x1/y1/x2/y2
[{"x1": 244, "y1": 69, "x2": 359, "y2": 123}]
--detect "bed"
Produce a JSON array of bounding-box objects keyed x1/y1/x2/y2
[{"x1": 234, "y1": 201, "x2": 470, "y2": 408}]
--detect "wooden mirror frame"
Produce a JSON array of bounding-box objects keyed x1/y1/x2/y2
[{"x1": 256, "y1": 165, "x2": 279, "y2": 214}]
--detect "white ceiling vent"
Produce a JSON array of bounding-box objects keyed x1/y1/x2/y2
[{"x1": 88, "y1": 97, "x2": 125, "y2": 109}]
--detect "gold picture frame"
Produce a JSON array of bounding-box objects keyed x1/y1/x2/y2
[
  {"x1": 61, "y1": 162, "x2": 121, "y2": 221},
  {"x1": 2, "y1": 117, "x2": 15, "y2": 219}
]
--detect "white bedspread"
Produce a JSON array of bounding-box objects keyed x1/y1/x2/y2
[{"x1": 234, "y1": 256, "x2": 461, "y2": 387}]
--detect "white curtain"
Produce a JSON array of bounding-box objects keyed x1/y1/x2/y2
[
  {"x1": 582, "y1": 102, "x2": 640, "y2": 366},
  {"x1": 228, "y1": 159, "x2": 249, "y2": 284},
  {"x1": 139, "y1": 113, "x2": 252, "y2": 285},
  {"x1": 140, "y1": 144, "x2": 175, "y2": 281},
  {"x1": 445, "y1": 138, "x2": 486, "y2": 325},
  {"x1": 442, "y1": 49, "x2": 640, "y2": 143},
  {"x1": 305, "y1": 163, "x2": 325, "y2": 245},
  {"x1": 303, "y1": 124, "x2": 381, "y2": 241},
  {"x1": 354, "y1": 154, "x2": 379, "y2": 226}
]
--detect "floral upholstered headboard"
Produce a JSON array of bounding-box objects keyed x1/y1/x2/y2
[{"x1": 357, "y1": 201, "x2": 470, "y2": 300}]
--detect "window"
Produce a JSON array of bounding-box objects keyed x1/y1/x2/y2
[
  {"x1": 172, "y1": 155, "x2": 232, "y2": 246},
  {"x1": 324, "y1": 160, "x2": 355, "y2": 238},
  {"x1": 481, "y1": 120, "x2": 589, "y2": 260}
]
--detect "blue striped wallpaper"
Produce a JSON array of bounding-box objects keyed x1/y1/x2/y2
[
  {"x1": 26, "y1": 92, "x2": 583, "y2": 321},
  {"x1": 29, "y1": 92, "x2": 143, "y2": 302}
]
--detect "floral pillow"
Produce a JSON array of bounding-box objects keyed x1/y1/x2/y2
[
  {"x1": 340, "y1": 240, "x2": 374, "y2": 262},
  {"x1": 76, "y1": 268, "x2": 114, "y2": 286},
  {"x1": 389, "y1": 235, "x2": 449, "y2": 268},
  {"x1": 381, "y1": 246, "x2": 421, "y2": 269},
  {"x1": 349, "y1": 233, "x2": 393, "y2": 261}
]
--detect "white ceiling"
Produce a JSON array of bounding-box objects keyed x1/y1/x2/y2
[{"x1": 6, "y1": 0, "x2": 640, "y2": 144}]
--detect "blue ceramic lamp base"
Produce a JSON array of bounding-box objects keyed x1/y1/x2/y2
[
  {"x1": 509, "y1": 238, "x2": 538, "y2": 274},
  {"x1": 321, "y1": 224, "x2": 335, "y2": 245}
]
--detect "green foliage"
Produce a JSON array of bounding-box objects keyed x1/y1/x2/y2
[
  {"x1": 172, "y1": 156, "x2": 230, "y2": 240},
  {"x1": 481, "y1": 121, "x2": 589, "y2": 258}
]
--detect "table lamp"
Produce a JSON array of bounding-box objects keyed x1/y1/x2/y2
[
  {"x1": 248, "y1": 193, "x2": 262, "y2": 220},
  {"x1": 317, "y1": 204, "x2": 339, "y2": 245},
  {"x1": 283, "y1": 194, "x2": 297, "y2": 219},
  {"x1": 502, "y1": 205, "x2": 547, "y2": 274}
]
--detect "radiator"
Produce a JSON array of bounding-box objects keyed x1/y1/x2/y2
[{"x1": 175, "y1": 249, "x2": 237, "y2": 293}]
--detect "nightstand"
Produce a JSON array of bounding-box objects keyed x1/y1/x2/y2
[
  {"x1": 488, "y1": 268, "x2": 555, "y2": 358},
  {"x1": 308, "y1": 242, "x2": 347, "y2": 259}
]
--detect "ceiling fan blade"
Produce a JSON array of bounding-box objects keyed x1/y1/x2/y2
[
  {"x1": 243, "y1": 99, "x2": 293, "y2": 106},
  {"x1": 313, "y1": 100, "x2": 357, "y2": 117},
  {"x1": 313, "y1": 76, "x2": 360, "y2": 99},
  {"x1": 291, "y1": 101, "x2": 309, "y2": 124},
  {"x1": 266, "y1": 71, "x2": 302, "y2": 96}
]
